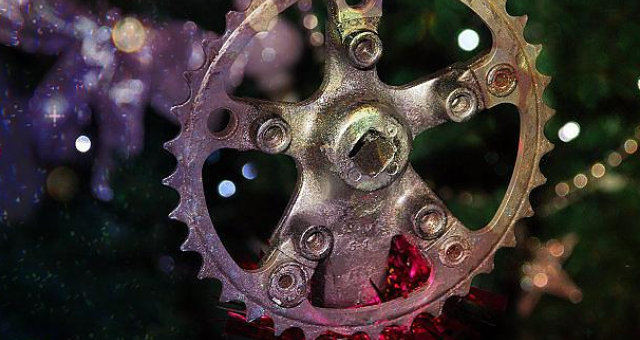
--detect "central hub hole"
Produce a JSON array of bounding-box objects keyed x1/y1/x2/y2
[{"x1": 349, "y1": 130, "x2": 396, "y2": 177}]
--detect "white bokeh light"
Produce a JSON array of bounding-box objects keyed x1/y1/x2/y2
[
  {"x1": 217, "y1": 180, "x2": 237, "y2": 198},
  {"x1": 558, "y1": 122, "x2": 581, "y2": 143},
  {"x1": 242, "y1": 163, "x2": 258, "y2": 180},
  {"x1": 458, "y1": 29, "x2": 480, "y2": 52},
  {"x1": 75, "y1": 135, "x2": 92, "y2": 153}
]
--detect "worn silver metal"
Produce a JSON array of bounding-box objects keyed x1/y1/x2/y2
[
  {"x1": 268, "y1": 262, "x2": 309, "y2": 308},
  {"x1": 446, "y1": 87, "x2": 478, "y2": 122},
  {"x1": 414, "y1": 204, "x2": 448, "y2": 240},
  {"x1": 164, "y1": 0, "x2": 554, "y2": 338},
  {"x1": 256, "y1": 117, "x2": 291, "y2": 154},
  {"x1": 346, "y1": 30, "x2": 383, "y2": 69},
  {"x1": 299, "y1": 225, "x2": 334, "y2": 260},
  {"x1": 487, "y1": 63, "x2": 518, "y2": 97}
]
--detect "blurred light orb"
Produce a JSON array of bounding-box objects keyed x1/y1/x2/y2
[
  {"x1": 303, "y1": 14, "x2": 318, "y2": 30},
  {"x1": 573, "y1": 174, "x2": 588, "y2": 189},
  {"x1": 591, "y1": 163, "x2": 606, "y2": 179},
  {"x1": 458, "y1": 29, "x2": 480, "y2": 52},
  {"x1": 218, "y1": 180, "x2": 237, "y2": 198},
  {"x1": 555, "y1": 182, "x2": 570, "y2": 197},
  {"x1": 624, "y1": 139, "x2": 638, "y2": 154},
  {"x1": 112, "y1": 17, "x2": 147, "y2": 53},
  {"x1": 607, "y1": 152, "x2": 623, "y2": 167},
  {"x1": 46, "y1": 167, "x2": 80, "y2": 202},
  {"x1": 533, "y1": 273, "x2": 549, "y2": 288},
  {"x1": 75, "y1": 135, "x2": 92, "y2": 153},
  {"x1": 558, "y1": 121, "x2": 580, "y2": 143},
  {"x1": 242, "y1": 163, "x2": 258, "y2": 180},
  {"x1": 310, "y1": 31, "x2": 324, "y2": 46}
]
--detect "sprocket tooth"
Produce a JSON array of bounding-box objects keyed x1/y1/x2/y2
[
  {"x1": 218, "y1": 283, "x2": 243, "y2": 303},
  {"x1": 502, "y1": 228, "x2": 518, "y2": 248},
  {"x1": 162, "y1": 170, "x2": 182, "y2": 189},
  {"x1": 180, "y1": 229, "x2": 201, "y2": 251},
  {"x1": 170, "y1": 104, "x2": 191, "y2": 121},
  {"x1": 301, "y1": 327, "x2": 324, "y2": 340},
  {"x1": 366, "y1": 326, "x2": 384, "y2": 340},
  {"x1": 395, "y1": 313, "x2": 418, "y2": 330},
  {"x1": 517, "y1": 15, "x2": 529, "y2": 27},
  {"x1": 532, "y1": 173, "x2": 548, "y2": 188},
  {"x1": 225, "y1": 11, "x2": 246, "y2": 34},
  {"x1": 542, "y1": 137, "x2": 555, "y2": 154},
  {"x1": 271, "y1": 315, "x2": 288, "y2": 337},
  {"x1": 477, "y1": 254, "x2": 496, "y2": 274},
  {"x1": 163, "y1": 139, "x2": 182, "y2": 155},
  {"x1": 425, "y1": 300, "x2": 446, "y2": 317},
  {"x1": 245, "y1": 303, "x2": 265, "y2": 323},
  {"x1": 522, "y1": 200, "x2": 534, "y2": 218},
  {"x1": 169, "y1": 204, "x2": 189, "y2": 223}
]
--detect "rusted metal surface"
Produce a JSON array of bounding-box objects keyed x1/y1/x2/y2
[{"x1": 164, "y1": 0, "x2": 554, "y2": 338}]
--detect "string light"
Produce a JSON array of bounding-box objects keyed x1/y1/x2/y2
[
  {"x1": 591, "y1": 163, "x2": 606, "y2": 178},
  {"x1": 573, "y1": 174, "x2": 588, "y2": 189},
  {"x1": 299, "y1": 1, "x2": 324, "y2": 47},
  {"x1": 544, "y1": 127, "x2": 640, "y2": 215},
  {"x1": 624, "y1": 139, "x2": 638, "y2": 154}
]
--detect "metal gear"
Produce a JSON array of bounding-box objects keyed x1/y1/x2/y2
[{"x1": 164, "y1": 0, "x2": 554, "y2": 339}]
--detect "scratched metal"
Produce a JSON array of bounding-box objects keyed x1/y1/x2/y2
[{"x1": 163, "y1": 0, "x2": 554, "y2": 338}]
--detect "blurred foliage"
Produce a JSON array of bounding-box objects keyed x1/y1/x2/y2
[{"x1": 2, "y1": 0, "x2": 640, "y2": 339}]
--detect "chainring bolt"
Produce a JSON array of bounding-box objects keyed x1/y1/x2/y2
[
  {"x1": 439, "y1": 237, "x2": 471, "y2": 268},
  {"x1": 299, "y1": 226, "x2": 334, "y2": 260},
  {"x1": 487, "y1": 64, "x2": 518, "y2": 97},
  {"x1": 348, "y1": 167, "x2": 362, "y2": 182},
  {"x1": 347, "y1": 30, "x2": 383, "y2": 70},
  {"x1": 268, "y1": 263, "x2": 308, "y2": 308},
  {"x1": 446, "y1": 88, "x2": 478, "y2": 122},
  {"x1": 414, "y1": 205, "x2": 448, "y2": 240},
  {"x1": 256, "y1": 117, "x2": 291, "y2": 154}
]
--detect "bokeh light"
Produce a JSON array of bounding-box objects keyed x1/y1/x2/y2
[
  {"x1": 458, "y1": 29, "x2": 480, "y2": 52},
  {"x1": 75, "y1": 135, "x2": 92, "y2": 153},
  {"x1": 112, "y1": 17, "x2": 147, "y2": 53},
  {"x1": 558, "y1": 122, "x2": 581, "y2": 143},
  {"x1": 573, "y1": 174, "x2": 588, "y2": 189},
  {"x1": 46, "y1": 167, "x2": 79, "y2": 202},
  {"x1": 590, "y1": 163, "x2": 606, "y2": 179},
  {"x1": 242, "y1": 163, "x2": 258, "y2": 180},
  {"x1": 217, "y1": 180, "x2": 237, "y2": 198},
  {"x1": 624, "y1": 139, "x2": 638, "y2": 154},
  {"x1": 555, "y1": 182, "x2": 570, "y2": 197}
]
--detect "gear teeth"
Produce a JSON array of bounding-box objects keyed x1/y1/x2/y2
[
  {"x1": 180, "y1": 230, "x2": 198, "y2": 252},
  {"x1": 477, "y1": 254, "x2": 497, "y2": 274},
  {"x1": 522, "y1": 201, "x2": 535, "y2": 218},
  {"x1": 219, "y1": 283, "x2": 243, "y2": 303},
  {"x1": 533, "y1": 173, "x2": 548, "y2": 188},
  {"x1": 517, "y1": 15, "x2": 529, "y2": 26},
  {"x1": 169, "y1": 204, "x2": 188, "y2": 223},
  {"x1": 272, "y1": 317, "x2": 287, "y2": 337},
  {"x1": 245, "y1": 303, "x2": 265, "y2": 323},
  {"x1": 301, "y1": 327, "x2": 324, "y2": 340},
  {"x1": 425, "y1": 300, "x2": 446, "y2": 317},
  {"x1": 502, "y1": 229, "x2": 518, "y2": 248},
  {"x1": 162, "y1": 0, "x2": 556, "y2": 338},
  {"x1": 367, "y1": 326, "x2": 384, "y2": 340}
]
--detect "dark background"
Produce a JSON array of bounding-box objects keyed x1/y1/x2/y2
[{"x1": 1, "y1": 0, "x2": 640, "y2": 339}]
